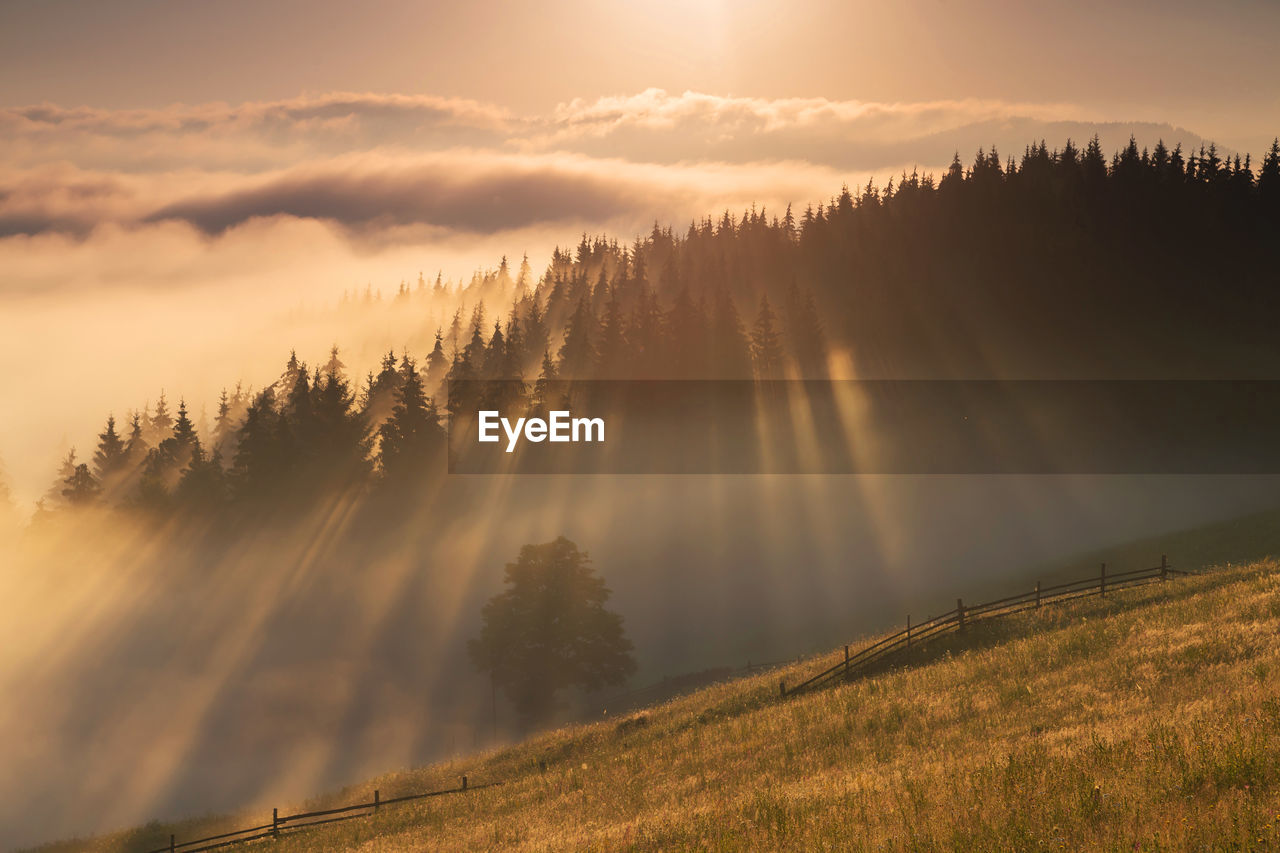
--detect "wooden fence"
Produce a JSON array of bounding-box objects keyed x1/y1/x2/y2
[
  {"x1": 781, "y1": 555, "x2": 1184, "y2": 697},
  {"x1": 135, "y1": 554, "x2": 1180, "y2": 850},
  {"x1": 140, "y1": 776, "x2": 500, "y2": 853},
  {"x1": 593, "y1": 656, "x2": 797, "y2": 715}
]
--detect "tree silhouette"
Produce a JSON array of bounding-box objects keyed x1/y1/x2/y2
[
  {"x1": 557, "y1": 295, "x2": 598, "y2": 378},
  {"x1": 61, "y1": 463, "x2": 100, "y2": 506},
  {"x1": 750, "y1": 294, "x2": 786, "y2": 379},
  {"x1": 378, "y1": 356, "x2": 444, "y2": 481},
  {"x1": 469, "y1": 536, "x2": 635, "y2": 725},
  {"x1": 45, "y1": 448, "x2": 79, "y2": 508},
  {"x1": 425, "y1": 328, "x2": 449, "y2": 391},
  {"x1": 92, "y1": 415, "x2": 128, "y2": 494},
  {"x1": 149, "y1": 392, "x2": 173, "y2": 444}
]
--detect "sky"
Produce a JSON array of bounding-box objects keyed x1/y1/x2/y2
[{"x1": 1, "y1": 0, "x2": 1278, "y2": 503}]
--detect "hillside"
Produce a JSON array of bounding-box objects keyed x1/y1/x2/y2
[{"x1": 48, "y1": 558, "x2": 1280, "y2": 852}]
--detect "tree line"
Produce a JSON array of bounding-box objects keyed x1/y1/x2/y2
[{"x1": 39, "y1": 134, "x2": 1280, "y2": 521}]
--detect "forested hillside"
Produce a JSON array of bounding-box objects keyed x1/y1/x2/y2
[{"x1": 36, "y1": 135, "x2": 1280, "y2": 524}]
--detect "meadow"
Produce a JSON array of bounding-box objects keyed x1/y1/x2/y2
[{"x1": 47, "y1": 557, "x2": 1280, "y2": 852}]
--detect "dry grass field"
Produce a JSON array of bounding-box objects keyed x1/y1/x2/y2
[{"x1": 40, "y1": 559, "x2": 1280, "y2": 852}]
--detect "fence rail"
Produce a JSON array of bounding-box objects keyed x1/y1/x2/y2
[
  {"x1": 781, "y1": 555, "x2": 1184, "y2": 697},
  {"x1": 140, "y1": 776, "x2": 499, "y2": 853},
  {"x1": 136, "y1": 555, "x2": 1181, "y2": 850}
]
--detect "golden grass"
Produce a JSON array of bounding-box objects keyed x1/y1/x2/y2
[{"x1": 43, "y1": 561, "x2": 1280, "y2": 852}]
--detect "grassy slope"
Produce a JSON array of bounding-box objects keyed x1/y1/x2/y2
[{"x1": 59, "y1": 558, "x2": 1280, "y2": 852}]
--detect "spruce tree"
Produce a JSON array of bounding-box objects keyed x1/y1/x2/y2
[
  {"x1": 750, "y1": 294, "x2": 786, "y2": 380},
  {"x1": 150, "y1": 392, "x2": 173, "y2": 442},
  {"x1": 426, "y1": 328, "x2": 449, "y2": 389},
  {"x1": 1259, "y1": 138, "x2": 1280, "y2": 202},
  {"x1": 45, "y1": 448, "x2": 79, "y2": 507},
  {"x1": 557, "y1": 295, "x2": 598, "y2": 379},
  {"x1": 92, "y1": 415, "x2": 127, "y2": 483},
  {"x1": 172, "y1": 400, "x2": 199, "y2": 449},
  {"x1": 378, "y1": 356, "x2": 445, "y2": 481},
  {"x1": 596, "y1": 286, "x2": 628, "y2": 378},
  {"x1": 61, "y1": 463, "x2": 100, "y2": 506},
  {"x1": 532, "y1": 350, "x2": 558, "y2": 410}
]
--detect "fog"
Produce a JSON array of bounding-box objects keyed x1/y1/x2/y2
[{"x1": 2, "y1": 467, "x2": 1278, "y2": 849}]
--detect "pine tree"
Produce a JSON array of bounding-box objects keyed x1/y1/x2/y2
[
  {"x1": 150, "y1": 391, "x2": 173, "y2": 442},
  {"x1": 516, "y1": 252, "x2": 532, "y2": 294},
  {"x1": 61, "y1": 463, "x2": 100, "y2": 506},
  {"x1": 524, "y1": 298, "x2": 549, "y2": 369},
  {"x1": 378, "y1": 356, "x2": 445, "y2": 481},
  {"x1": 463, "y1": 321, "x2": 489, "y2": 377},
  {"x1": 557, "y1": 295, "x2": 598, "y2": 378},
  {"x1": 175, "y1": 444, "x2": 228, "y2": 511},
  {"x1": 486, "y1": 321, "x2": 507, "y2": 379},
  {"x1": 45, "y1": 448, "x2": 79, "y2": 507},
  {"x1": 532, "y1": 350, "x2": 558, "y2": 410},
  {"x1": 230, "y1": 389, "x2": 282, "y2": 503},
  {"x1": 1260, "y1": 138, "x2": 1280, "y2": 201},
  {"x1": 212, "y1": 389, "x2": 234, "y2": 458},
  {"x1": 426, "y1": 328, "x2": 449, "y2": 389},
  {"x1": 447, "y1": 307, "x2": 464, "y2": 356},
  {"x1": 750, "y1": 294, "x2": 786, "y2": 379},
  {"x1": 1082, "y1": 135, "x2": 1107, "y2": 186},
  {"x1": 313, "y1": 353, "x2": 371, "y2": 483},
  {"x1": 596, "y1": 286, "x2": 628, "y2": 377},
  {"x1": 445, "y1": 349, "x2": 479, "y2": 423},
  {"x1": 363, "y1": 350, "x2": 404, "y2": 428},
  {"x1": 502, "y1": 312, "x2": 526, "y2": 379},
  {"x1": 92, "y1": 415, "x2": 127, "y2": 484},
  {"x1": 124, "y1": 412, "x2": 150, "y2": 470},
  {"x1": 172, "y1": 400, "x2": 199, "y2": 449}
]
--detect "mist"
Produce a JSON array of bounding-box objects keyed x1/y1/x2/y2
[{"x1": 2, "y1": 470, "x2": 1278, "y2": 849}]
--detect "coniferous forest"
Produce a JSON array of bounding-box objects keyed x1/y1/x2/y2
[{"x1": 38, "y1": 135, "x2": 1280, "y2": 527}]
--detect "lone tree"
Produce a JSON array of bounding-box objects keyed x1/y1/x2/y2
[{"x1": 470, "y1": 536, "x2": 636, "y2": 725}]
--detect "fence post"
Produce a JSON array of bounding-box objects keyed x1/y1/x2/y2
[
  {"x1": 461, "y1": 775, "x2": 468, "y2": 791},
  {"x1": 1036, "y1": 581, "x2": 1041, "y2": 607},
  {"x1": 169, "y1": 834, "x2": 175, "y2": 853},
  {"x1": 957, "y1": 598, "x2": 965, "y2": 631},
  {"x1": 1101, "y1": 562, "x2": 1107, "y2": 597},
  {"x1": 906, "y1": 615, "x2": 912, "y2": 649},
  {"x1": 374, "y1": 789, "x2": 380, "y2": 813},
  {"x1": 272, "y1": 807, "x2": 278, "y2": 838},
  {"x1": 1160, "y1": 554, "x2": 1168, "y2": 582},
  {"x1": 779, "y1": 679, "x2": 786, "y2": 697},
  {"x1": 843, "y1": 645, "x2": 850, "y2": 672}
]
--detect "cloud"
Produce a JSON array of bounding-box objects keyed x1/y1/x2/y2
[
  {"x1": 0, "y1": 92, "x2": 517, "y2": 173},
  {"x1": 535, "y1": 89, "x2": 1210, "y2": 172},
  {"x1": 0, "y1": 150, "x2": 855, "y2": 244},
  {"x1": 0, "y1": 90, "x2": 1215, "y2": 244},
  {"x1": 1, "y1": 88, "x2": 1214, "y2": 177},
  {"x1": 145, "y1": 153, "x2": 656, "y2": 236},
  {"x1": 1, "y1": 92, "x2": 511, "y2": 143}
]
